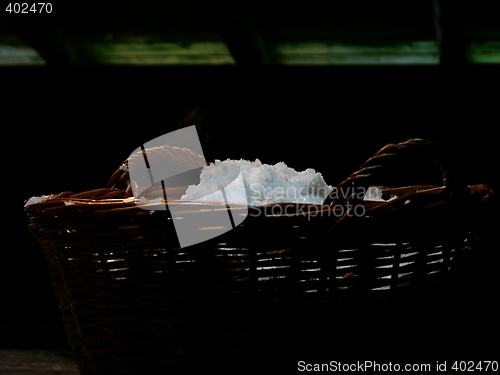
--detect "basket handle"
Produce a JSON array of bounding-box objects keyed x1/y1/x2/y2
[{"x1": 323, "y1": 138, "x2": 471, "y2": 207}]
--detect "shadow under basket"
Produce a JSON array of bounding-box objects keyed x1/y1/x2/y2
[{"x1": 25, "y1": 139, "x2": 495, "y2": 374}]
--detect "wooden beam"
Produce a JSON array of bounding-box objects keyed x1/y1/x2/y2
[
  {"x1": 216, "y1": 0, "x2": 269, "y2": 66},
  {"x1": 433, "y1": 0, "x2": 467, "y2": 66},
  {"x1": 8, "y1": 15, "x2": 77, "y2": 66}
]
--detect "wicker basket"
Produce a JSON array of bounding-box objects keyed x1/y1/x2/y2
[{"x1": 25, "y1": 139, "x2": 494, "y2": 374}]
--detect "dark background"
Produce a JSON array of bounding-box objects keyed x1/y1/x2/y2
[{"x1": 2, "y1": 65, "x2": 498, "y2": 360}]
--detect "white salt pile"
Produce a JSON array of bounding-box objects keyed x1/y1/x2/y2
[{"x1": 181, "y1": 159, "x2": 334, "y2": 206}]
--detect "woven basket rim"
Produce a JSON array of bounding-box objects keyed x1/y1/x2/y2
[{"x1": 24, "y1": 183, "x2": 494, "y2": 212}]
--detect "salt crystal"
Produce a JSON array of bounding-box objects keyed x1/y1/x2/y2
[
  {"x1": 363, "y1": 186, "x2": 384, "y2": 201},
  {"x1": 148, "y1": 197, "x2": 165, "y2": 204},
  {"x1": 363, "y1": 186, "x2": 396, "y2": 202},
  {"x1": 24, "y1": 195, "x2": 49, "y2": 207},
  {"x1": 136, "y1": 196, "x2": 164, "y2": 205},
  {"x1": 181, "y1": 159, "x2": 333, "y2": 206}
]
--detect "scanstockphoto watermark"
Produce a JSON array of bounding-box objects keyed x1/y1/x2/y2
[
  {"x1": 248, "y1": 200, "x2": 366, "y2": 220},
  {"x1": 247, "y1": 183, "x2": 373, "y2": 220},
  {"x1": 297, "y1": 360, "x2": 444, "y2": 372},
  {"x1": 248, "y1": 182, "x2": 376, "y2": 204}
]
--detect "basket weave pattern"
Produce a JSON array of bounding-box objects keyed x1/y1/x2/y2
[{"x1": 25, "y1": 139, "x2": 494, "y2": 374}]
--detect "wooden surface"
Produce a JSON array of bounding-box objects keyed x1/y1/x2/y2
[{"x1": 0, "y1": 350, "x2": 79, "y2": 375}]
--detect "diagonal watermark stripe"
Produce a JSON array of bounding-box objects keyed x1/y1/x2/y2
[{"x1": 128, "y1": 125, "x2": 248, "y2": 248}]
